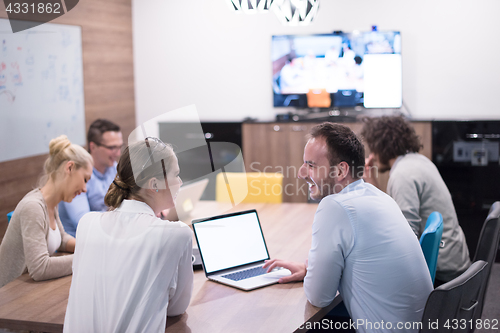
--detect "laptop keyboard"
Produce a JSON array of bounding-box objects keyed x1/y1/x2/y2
[{"x1": 222, "y1": 266, "x2": 268, "y2": 281}]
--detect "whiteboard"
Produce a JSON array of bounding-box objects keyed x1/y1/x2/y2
[{"x1": 0, "y1": 19, "x2": 85, "y2": 163}]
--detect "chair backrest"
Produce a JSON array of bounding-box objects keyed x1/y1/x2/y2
[
  {"x1": 419, "y1": 260, "x2": 488, "y2": 333},
  {"x1": 472, "y1": 201, "x2": 500, "y2": 318},
  {"x1": 420, "y1": 211, "x2": 444, "y2": 283},
  {"x1": 215, "y1": 172, "x2": 283, "y2": 204},
  {"x1": 7, "y1": 211, "x2": 14, "y2": 223}
]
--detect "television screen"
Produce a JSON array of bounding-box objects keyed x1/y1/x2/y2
[{"x1": 272, "y1": 31, "x2": 402, "y2": 109}]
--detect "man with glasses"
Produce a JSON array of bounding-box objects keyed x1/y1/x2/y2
[{"x1": 59, "y1": 119, "x2": 123, "y2": 236}]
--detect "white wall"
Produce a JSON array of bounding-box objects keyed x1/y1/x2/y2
[{"x1": 133, "y1": 0, "x2": 500, "y2": 123}]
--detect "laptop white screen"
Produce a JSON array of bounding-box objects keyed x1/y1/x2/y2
[{"x1": 193, "y1": 211, "x2": 270, "y2": 274}]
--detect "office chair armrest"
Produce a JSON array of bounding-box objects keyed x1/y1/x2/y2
[{"x1": 461, "y1": 300, "x2": 478, "y2": 311}]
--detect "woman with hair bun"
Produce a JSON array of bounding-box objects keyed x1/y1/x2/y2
[
  {"x1": 64, "y1": 137, "x2": 193, "y2": 333},
  {"x1": 0, "y1": 135, "x2": 93, "y2": 288}
]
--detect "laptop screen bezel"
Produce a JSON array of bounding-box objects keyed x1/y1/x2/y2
[{"x1": 192, "y1": 209, "x2": 271, "y2": 276}]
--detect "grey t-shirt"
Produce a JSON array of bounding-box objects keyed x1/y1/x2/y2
[{"x1": 388, "y1": 153, "x2": 471, "y2": 282}]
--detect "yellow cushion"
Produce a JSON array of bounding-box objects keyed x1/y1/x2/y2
[{"x1": 216, "y1": 172, "x2": 283, "y2": 204}]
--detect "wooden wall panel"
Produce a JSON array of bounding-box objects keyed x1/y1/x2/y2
[{"x1": 0, "y1": 0, "x2": 136, "y2": 240}]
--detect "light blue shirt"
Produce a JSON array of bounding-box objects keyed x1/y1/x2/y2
[
  {"x1": 304, "y1": 179, "x2": 433, "y2": 333},
  {"x1": 59, "y1": 164, "x2": 117, "y2": 237}
]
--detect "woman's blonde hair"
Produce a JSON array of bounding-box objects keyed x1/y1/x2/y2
[
  {"x1": 38, "y1": 135, "x2": 93, "y2": 187},
  {"x1": 105, "y1": 138, "x2": 175, "y2": 209}
]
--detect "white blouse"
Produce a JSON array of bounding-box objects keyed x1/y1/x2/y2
[
  {"x1": 63, "y1": 200, "x2": 194, "y2": 333},
  {"x1": 47, "y1": 222, "x2": 61, "y2": 255}
]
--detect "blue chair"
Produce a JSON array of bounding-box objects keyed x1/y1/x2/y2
[
  {"x1": 420, "y1": 211, "x2": 444, "y2": 283},
  {"x1": 7, "y1": 211, "x2": 14, "y2": 223}
]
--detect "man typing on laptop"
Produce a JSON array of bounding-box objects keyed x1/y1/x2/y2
[{"x1": 263, "y1": 123, "x2": 433, "y2": 333}]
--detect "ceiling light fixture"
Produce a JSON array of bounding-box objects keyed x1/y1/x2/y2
[
  {"x1": 227, "y1": 0, "x2": 274, "y2": 13},
  {"x1": 272, "y1": 0, "x2": 320, "y2": 26}
]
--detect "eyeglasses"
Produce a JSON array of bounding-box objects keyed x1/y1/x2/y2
[
  {"x1": 141, "y1": 137, "x2": 167, "y2": 171},
  {"x1": 96, "y1": 143, "x2": 124, "y2": 152}
]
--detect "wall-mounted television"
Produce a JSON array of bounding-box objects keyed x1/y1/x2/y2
[{"x1": 272, "y1": 31, "x2": 402, "y2": 109}]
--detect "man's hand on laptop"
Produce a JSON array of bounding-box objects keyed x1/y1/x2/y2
[{"x1": 263, "y1": 259, "x2": 307, "y2": 283}]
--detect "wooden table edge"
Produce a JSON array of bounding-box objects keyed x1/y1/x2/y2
[
  {"x1": 293, "y1": 295, "x2": 343, "y2": 333},
  {"x1": 0, "y1": 318, "x2": 62, "y2": 333}
]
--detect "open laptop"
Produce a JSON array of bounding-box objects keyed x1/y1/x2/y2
[
  {"x1": 164, "y1": 178, "x2": 209, "y2": 221},
  {"x1": 192, "y1": 209, "x2": 291, "y2": 291}
]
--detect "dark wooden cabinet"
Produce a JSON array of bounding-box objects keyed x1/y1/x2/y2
[
  {"x1": 242, "y1": 121, "x2": 432, "y2": 202},
  {"x1": 243, "y1": 123, "x2": 312, "y2": 203}
]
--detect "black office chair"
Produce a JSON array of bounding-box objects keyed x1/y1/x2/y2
[
  {"x1": 419, "y1": 260, "x2": 488, "y2": 333},
  {"x1": 472, "y1": 201, "x2": 500, "y2": 319}
]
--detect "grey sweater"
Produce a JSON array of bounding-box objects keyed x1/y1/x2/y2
[
  {"x1": 388, "y1": 153, "x2": 471, "y2": 282},
  {"x1": 0, "y1": 189, "x2": 73, "y2": 288}
]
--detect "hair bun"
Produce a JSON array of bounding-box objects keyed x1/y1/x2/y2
[
  {"x1": 49, "y1": 135, "x2": 72, "y2": 157},
  {"x1": 113, "y1": 179, "x2": 129, "y2": 192}
]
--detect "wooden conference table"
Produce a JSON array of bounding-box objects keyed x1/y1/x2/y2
[{"x1": 0, "y1": 201, "x2": 341, "y2": 333}]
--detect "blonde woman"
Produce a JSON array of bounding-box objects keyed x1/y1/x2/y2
[
  {"x1": 0, "y1": 135, "x2": 93, "y2": 288},
  {"x1": 64, "y1": 137, "x2": 193, "y2": 333}
]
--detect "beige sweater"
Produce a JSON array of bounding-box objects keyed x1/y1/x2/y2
[{"x1": 0, "y1": 189, "x2": 74, "y2": 288}]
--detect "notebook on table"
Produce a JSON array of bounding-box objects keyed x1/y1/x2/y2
[{"x1": 192, "y1": 209, "x2": 291, "y2": 291}]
